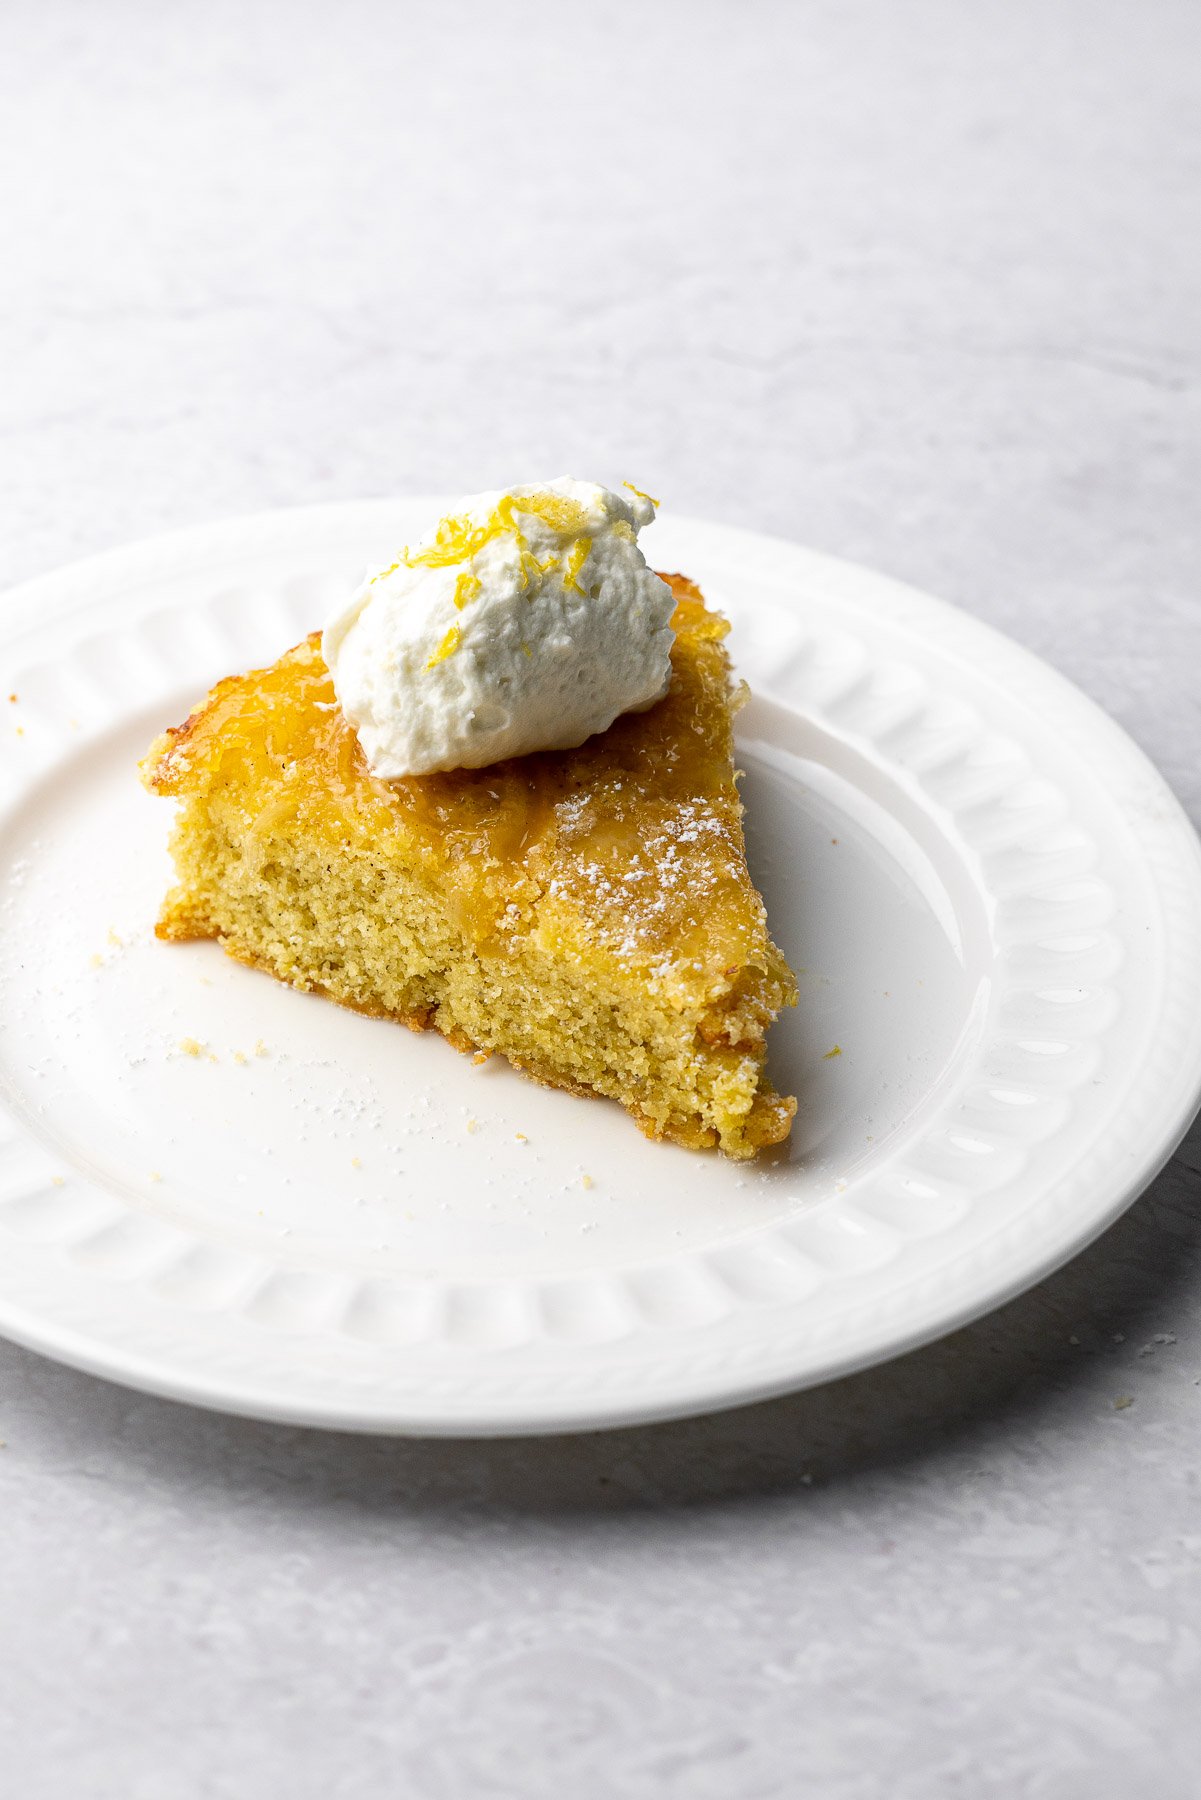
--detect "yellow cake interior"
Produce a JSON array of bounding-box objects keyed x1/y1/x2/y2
[{"x1": 141, "y1": 575, "x2": 797, "y2": 1157}]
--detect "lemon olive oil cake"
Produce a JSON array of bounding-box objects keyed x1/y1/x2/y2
[{"x1": 141, "y1": 575, "x2": 797, "y2": 1157}]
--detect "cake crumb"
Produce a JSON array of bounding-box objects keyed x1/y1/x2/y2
[
  {"x1": 179, "y1": 1037, "x2": 204, "y2": 1057},
  {"x1": 472, "y1": 1051, "x2": 490, "y2": 1066},
  {"x1": 581, "y1": 1173, "x2": 594, "y2": 1190},
  {"x1": 106, "y1": 928, "x2": 123, "y2": 949},
  {"x1": 149, "y1": 1170, "x2": 163, "y2": 1183},
  {"x1": 89, "y1": 953, "x2": 104, "y2": 970},
  {"x1": 1114, "y1": 1395, "x2": 1134, "y2": 1411},
  {"x1": 351, "y1": 1156, "x2": 362, "y2": 1169},
  {"x1": 7, "y1": 693, "x2": 16, "y2": 703},
  {"x1": 466, "y1": 1118, "x2": 478, "y2": 1134},
  {"x1": 254, "y1": 1039, "x2": 269, "y2": 1057},
  {"x1": 233, "y1": 1051, "x2": 248, "y2": 1066},
  {"x1": 515, "y1": 1132, "x2": 528, "y2": 1143},
  {"x1": 51, "y1": 1176, "x2": 65, "y2": 1188},
  {"x1": 823, "y1": 1044, "x2": 842, "y2": 1060},
  {"x1": 14, "y1": 726, "x2": 24, "y2": 738}
]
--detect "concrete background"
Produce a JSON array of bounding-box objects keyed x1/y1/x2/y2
[{"x1": 2, "y1": 2, "x2": 1199, "y2": 1794}]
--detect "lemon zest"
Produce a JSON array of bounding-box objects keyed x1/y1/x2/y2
[
  {"x1": 396, "y1": 491, "x2": 596, "y2": 578},
  {"x1": 563, "y1": 537, "x2": 592, "y2": 595},
  {"x1": 623, "y1": 480, "x2": 660, "y2": 508},
  {"x1": 374, "y1": 491, "x2": 610, "y2": 605},
  {"x1": 511, "y1": 492, "x2": 592, "y2": 536},
  {"x1": 425, "y1": 624, "x2": 462, "y2": 669},
  {"x1": 405, "y1": 513, "x2": 493, "y2": 570},
  {"x1": 519, "y1": 548, "x2": 561, "y2": 593},
  {"x1": 452, "y1": 571, "x2": 482, "y2": 610}
]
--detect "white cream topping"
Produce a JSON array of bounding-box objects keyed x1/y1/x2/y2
[{"x1": 322, "y1": 478, "x2": 675, "y2": 778}]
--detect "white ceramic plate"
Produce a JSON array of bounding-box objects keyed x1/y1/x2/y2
[{"x1": 1, "y1": 502, "x2": 1199, "y2": 1436}]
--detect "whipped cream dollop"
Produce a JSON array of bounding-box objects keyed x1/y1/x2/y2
[{"x1": 322, "y1": 478, "x2": 676, "y2": 778}]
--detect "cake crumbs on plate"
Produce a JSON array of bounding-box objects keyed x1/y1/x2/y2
[{"x1": 178, "y1": 1037, "x2": 204, "y2": 1057}]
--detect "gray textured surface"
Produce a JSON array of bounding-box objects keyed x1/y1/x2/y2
[{"x1": 2, "y1": 2, "x2": 1200, "y2": 1794}]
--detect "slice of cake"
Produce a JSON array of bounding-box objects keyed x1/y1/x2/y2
[{"x1": 141, "y1": 575, "x2": 797, "y2": 1157}]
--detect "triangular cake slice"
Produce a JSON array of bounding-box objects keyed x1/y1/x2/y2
[{"x1": 141, "y1": 574, "x2": 797, "y2": 1157}]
